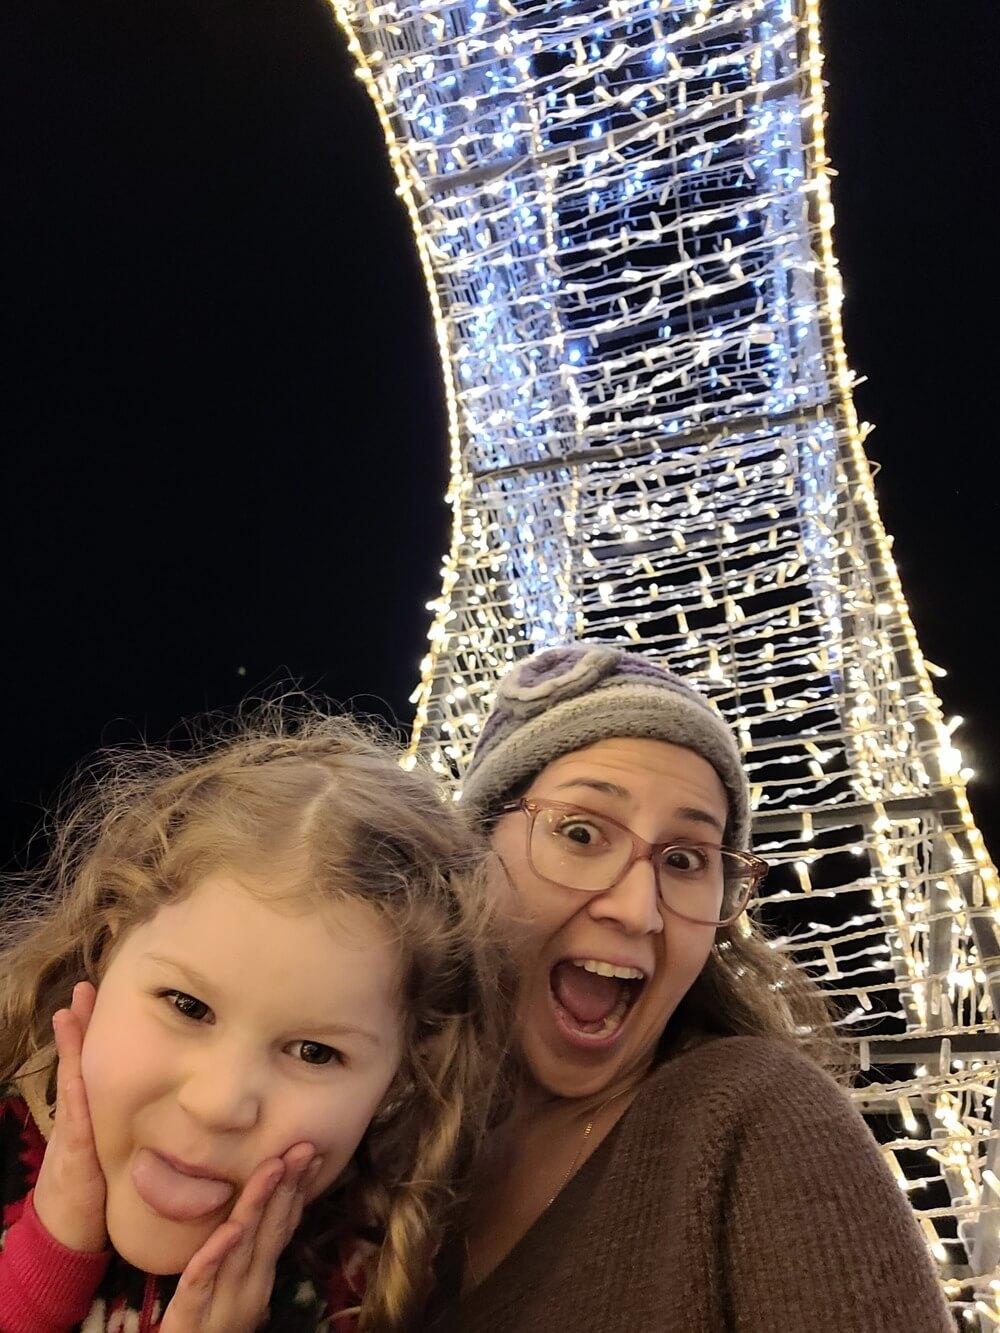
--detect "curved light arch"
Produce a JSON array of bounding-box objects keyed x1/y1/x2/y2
[{"x1": 330, "y1": 0, "x2": 1000, "y2": 1317}]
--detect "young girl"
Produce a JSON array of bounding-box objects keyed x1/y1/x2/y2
[{"x1": 0, "y1": 708, "x2": 510, "y2": 1332}]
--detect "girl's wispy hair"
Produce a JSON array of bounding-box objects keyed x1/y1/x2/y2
[{"x1": 0, "y1": 698, "x2": 515, "y2": 1330}]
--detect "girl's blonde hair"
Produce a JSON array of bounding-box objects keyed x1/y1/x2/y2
[{"x1": 0, "y1": 703, "x2": 512, "y2": 1330}]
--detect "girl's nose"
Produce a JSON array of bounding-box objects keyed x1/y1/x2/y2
[
  {"x1": 175, "y1": 1050, "x2": 262, "y2": 1132},
  {"x1": 587, "y1": 855, "x2": 663, "y2": 936}
]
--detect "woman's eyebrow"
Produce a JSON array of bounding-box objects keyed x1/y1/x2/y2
[
  {"x1": 674, "y1": 806, "x2": 726, "y2": 837},
  {"x1": 552, "y1": 778, "x2": 631, "y2": 799},
  {"x1": 551, "y1": 785, "x2": 726, "y2": 837}
]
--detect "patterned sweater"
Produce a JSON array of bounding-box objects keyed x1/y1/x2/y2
[{"x1": 0, "y1": 1089, "x2": 361, "y2": 1332}]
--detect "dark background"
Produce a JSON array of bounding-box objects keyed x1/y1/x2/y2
[{"x1": 2, "y1": 1, "x2": 997, "y2": 871}]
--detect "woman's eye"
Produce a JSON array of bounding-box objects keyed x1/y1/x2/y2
[
  {"x1": 555, "y1": 819, "x2": 603, "y2": 847},
  {"x1": 661, "y1": 847, "x2": 708, "y2": 874},
  {"x1": 288, "y1": 1040, "x2": 342, "y2": 1067},
  {"x1": 163, "y1": 990, "x2": 211, "y2": 1022}
]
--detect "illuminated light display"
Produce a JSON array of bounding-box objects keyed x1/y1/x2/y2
[{"x1": 329, "y1": 0, "x2": 999, "y2": 1317}]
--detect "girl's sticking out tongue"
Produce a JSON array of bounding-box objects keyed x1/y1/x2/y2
[{"x1": 131, "y1": 1148, "x2": 235, "y2": 1224}]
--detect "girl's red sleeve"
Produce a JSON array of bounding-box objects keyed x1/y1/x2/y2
[
  {"x1": 1, "y1": 1093, "x2": 110, "y2": 1332},
  {"x1": 0, "y1": 1190, "x2": 110, "y2": 1332}
]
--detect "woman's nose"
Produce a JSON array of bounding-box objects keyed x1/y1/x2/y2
[
  {"x1": 175, "y1": 1048, "x2": 262, "y2": 1132},
  {"x1": 587, "y1": 855, "x2": 663, "y2": 936}
]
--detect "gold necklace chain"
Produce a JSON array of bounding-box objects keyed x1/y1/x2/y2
[
  {"x1": 545, "y1": 1086, "x2": 631, "y2": 1208},
  {"x1": 465, "y1": 1086, "x2": 633, "y2": 1290}
]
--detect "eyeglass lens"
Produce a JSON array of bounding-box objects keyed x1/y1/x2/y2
[{"x1": 528, "y1": 805, "x2": 751, "y2": 925}]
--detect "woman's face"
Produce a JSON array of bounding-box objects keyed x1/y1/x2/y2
[
  {"x1": 491, "y1": 737, "x2": 727, "y2": 1100},
  {"x1": 81, "y1": 873, "x2": 404, "y2": 1274}
]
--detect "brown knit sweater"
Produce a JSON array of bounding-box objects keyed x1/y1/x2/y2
[{"x1": 431, "y1": 1036, "x2": 953, "y2": 1332}]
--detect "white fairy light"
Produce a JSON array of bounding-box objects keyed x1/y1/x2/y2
[{"x1": 329, "y1": 0, "x2": 999, "y2": 1317}]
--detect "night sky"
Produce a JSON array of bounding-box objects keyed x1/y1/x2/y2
[{"x1": 2, "y1": 1, "x2": 998, "y2": 872}]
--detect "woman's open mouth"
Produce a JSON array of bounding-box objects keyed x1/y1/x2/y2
[{"x1": 548, "y1": 957, "x2": 647, "y2": 1049}]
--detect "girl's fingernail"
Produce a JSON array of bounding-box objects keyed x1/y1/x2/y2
[{"x1": 306, "y1": 1157, "x2": 323, "y2": 1181}]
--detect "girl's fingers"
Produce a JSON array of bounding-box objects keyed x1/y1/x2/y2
[
  {"x1": 162, "y1": 1153, "x2": 310, "y2": 1330},
  {"x1": 62, "y1": 1066, "x2": 98, "y2": 1149},
  {"x1": 164, "y1": 1221, "x2": 244, "y2": 1328},
  {"x1": 52, "y1": 1010, "x2": 80, "y2": 1116},
  {"x1": 214, "y1": 1158, "x2": 286, "y2": 1276},
  {"x1": 70, "y1": 981, "x2": 97, "y2": 1036},
  {"x1": 53, "y1": 981, "x2": 96, "y2": 1087},
  {"x1": 52, "y1": 1010, "x2": 98, "y2": 1150},
  {"x1": 249, "y1": 1145, "x2": 317, "y2": 1270}
]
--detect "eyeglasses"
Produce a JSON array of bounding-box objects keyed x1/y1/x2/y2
[{"x1": 499, "y1": 797, "x2": 767, "y2": 928}]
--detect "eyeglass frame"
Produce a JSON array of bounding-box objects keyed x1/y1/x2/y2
[{"x1": 498, "y1": 796, "x2": 768, "y2": 928}]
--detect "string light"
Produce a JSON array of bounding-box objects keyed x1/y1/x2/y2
[{"x1": 329, "y1": 0, "x2": 1000, "y2": 1316}]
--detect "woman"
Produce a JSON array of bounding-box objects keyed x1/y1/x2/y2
[{"x1": 435, "y1": 644, "x2": 951, "y2": 1331}]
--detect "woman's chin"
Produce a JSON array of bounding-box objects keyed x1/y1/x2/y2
[{"x1": 523, "y1": 1025, "x2": 625, "y2": 1100}]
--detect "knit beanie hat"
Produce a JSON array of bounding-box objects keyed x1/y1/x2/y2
[{"x1": 460, "y1": 644, "x2": 751, "y2": 848}]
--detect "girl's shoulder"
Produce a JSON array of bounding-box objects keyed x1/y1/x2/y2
[
  {"x1": 266, "y1": 1234, "x2": 372, "y2": 1333},
  {"x1": 323, "y1": 1235, "x2": 374, "y2": 1331},
  {"x1": 0, "y1": 1085, "x2": 45, "y2": 1222}
]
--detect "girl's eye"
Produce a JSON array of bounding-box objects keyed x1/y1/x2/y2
[
  {"x1": 661, "y1": 846, "x2": 709, "y2": 874},
  {"x1": 287, "y1": 1040, "x2": 342, "y2": 1067},
  {"x1": 163, "y1": 990, "x2": 212, "y2": 1022}
]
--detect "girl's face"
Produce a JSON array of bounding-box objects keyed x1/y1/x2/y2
[
  {"x1": 491, "y1": 737, "x2": 725, "y2": 1101},
  {"x1": 81, "y1": 873, "x2": 405, "y2": 1274}
]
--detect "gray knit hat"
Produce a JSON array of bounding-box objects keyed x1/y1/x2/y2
[{"x1": 460, "y1": 644, "x2": 751, "y2": 848}]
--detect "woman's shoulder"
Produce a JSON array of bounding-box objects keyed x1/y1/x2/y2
[
  {"x1": 637, "y1": 1035, "x2": 850, "y2": 1128},
  {"x1": 618, "y1": 1036, "x2": 877, "y2": 1198}
]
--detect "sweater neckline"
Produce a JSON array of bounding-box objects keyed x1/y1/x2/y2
[{"x1": 459, "y1": 1105, "x2": 629, "y2": 1310}]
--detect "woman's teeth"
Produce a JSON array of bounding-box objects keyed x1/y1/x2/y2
[
  {"x1": 571, "y1": 958, "x2": 644, "y2": 981},
  {"x1": 595, "y1": 989, "x2": 630, "y2": 1035}
]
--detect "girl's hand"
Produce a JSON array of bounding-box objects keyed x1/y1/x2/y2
[
  {"x1": 160, "y1": 1142, "x2": 321, "y2": 1333},
  {"x1": 32, "y1": 981, "x2": 109, "y2": 1253}
]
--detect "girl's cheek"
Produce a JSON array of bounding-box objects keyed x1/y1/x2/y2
[
  {"x1": 81, "y1": 999, "x2": 167, "y2": 1112},
  {"x1": 294, "y1": 1081, "x2": 396, "y2": 1195},
  {"x1": 79, "y1": 997, "x2": 117, "y2": 1093}
]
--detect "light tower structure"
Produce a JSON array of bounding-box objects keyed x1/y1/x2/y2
[{"x1": 330, "y1": 0, "x2": 1000, "y2": 1319}]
